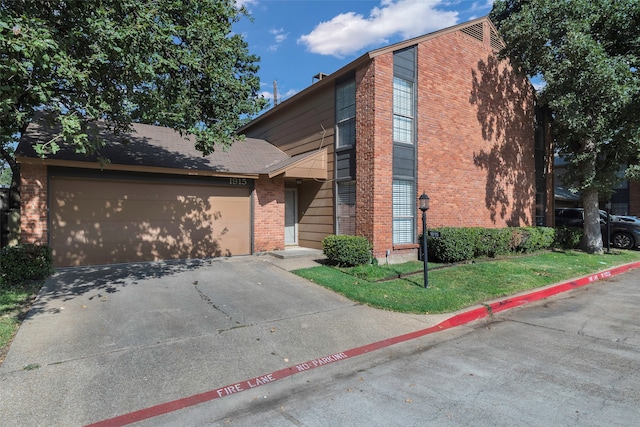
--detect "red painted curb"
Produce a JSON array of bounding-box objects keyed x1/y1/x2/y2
[
  {"x1": 488, "y1": 260, "x2": 640, "y2": 315},
  {"x1": 85, "y1": 261, "x2": 640, "y2": 427}
]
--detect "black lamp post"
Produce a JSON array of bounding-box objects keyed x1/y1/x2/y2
[
  {"x1": 419, "y1": 193, "x2": 430, "y2": 289},
  {"x1": 606, "y1": 201, "x2": 612, "y2": 254}
]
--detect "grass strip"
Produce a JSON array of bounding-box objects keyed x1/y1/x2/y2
[
  {"x1": 294, "y1": 250, "x2": 640, "y2": 314},
  {"x1": 0, "y1": 282, "x2": 43, "y2": 360}
]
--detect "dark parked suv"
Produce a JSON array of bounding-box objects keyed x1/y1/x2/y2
[{"x1": 555, "y1": 207, "x2": 640, "y2": 249}]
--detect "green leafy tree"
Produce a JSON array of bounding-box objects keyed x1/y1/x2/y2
[
  {"x1": 1, "y1": 0, "x2": 266, "y2": 209},
  {"x1": 491, "y1": 0, "x2": 640, "y2": 253},
  {"x1": 0, "y1": 159, "x2": 11, "y2": 186}
]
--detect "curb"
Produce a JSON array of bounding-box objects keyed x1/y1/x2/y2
[{"x1": 86, "y1": 260, "x2": 640, "y2": 427}]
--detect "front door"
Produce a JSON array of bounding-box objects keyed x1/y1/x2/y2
[{"x1": 285, "y1": 188, "x2": 298, "y2": 245}]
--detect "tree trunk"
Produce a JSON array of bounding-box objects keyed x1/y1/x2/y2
[
  {"x1": 0, "y1": 145, "x2": 20, "y2": 211},
  {"x1": 581, "y1": 188, "x2": 603, "y2": 254}
]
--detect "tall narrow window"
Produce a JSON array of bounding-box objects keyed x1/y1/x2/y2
[
  {"x1": 393, "y1": 77, "x2": 414, "y2": 145},
  {"x1": 392, "y1": 179, "x2": 414, "y2": 244},
  {"x1": 336, "y1": 79, "x2": 356, "y2": 148},
  {"x1": 392, "y1": 47, "x2": 416, "y2": 245},
  {"x1": 337, "y1": 180, "x2": 356, "y2": 235}
]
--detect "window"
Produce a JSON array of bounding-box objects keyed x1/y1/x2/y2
[
  {"x1": 337, "y1": 180, "x2": 356, "y2": 235},
  {"x1": 393, "y1": 77, "x2": 414, "y2": 144},
  {"x1": 392, "y1": 179, "x2": 414, "y2": 244},
  {"x1": 336, "y1": 79, "x2": 356, "y2": 148}
]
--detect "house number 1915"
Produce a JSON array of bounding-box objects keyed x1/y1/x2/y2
[{"x1": 229, "y1": 178, "x2": 248, "y2": 185}]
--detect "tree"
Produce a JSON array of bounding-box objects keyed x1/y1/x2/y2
[
  {"x1": 491, "y1": 0, "x2": 640, "y2": 253},
  {"x1": 1, "y1": 0, "x2": 266, "y2": 209},
  {"x1": 0, "y1": 151, "x2": 12, "y2": 186}
]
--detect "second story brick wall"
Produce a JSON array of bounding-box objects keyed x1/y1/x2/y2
[
  {"x1": 416, "y1": 30, "x2": 535, "y2": 229},
  {"x1": 355, "y1": 23, "x2": 536, "y2": 260}
]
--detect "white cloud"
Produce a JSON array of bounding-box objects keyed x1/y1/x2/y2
[
  {"x1": 467, "y1": 0, "x2": 495, "y2": 19},
  {"x1": 298, "y1": 0, "x2": 459, "y2": 58},
  {"x1": 261, "y1": 87, "x2": 300, "y2": 104},
  {"x1": 271, "y1": 28, "x2": 288, "y2": 43},
  {"x1": 268, "y1": 28, "x2": 289, "y2": 52},
  {"x1": 259, "y1": 90, "x2": 274, "y2": 101},
  {"x1": 235, "y1": 0, "x2": 258, "y2": 10},
  {"x1": 531, "y1": 75, "x2": 547, "y2": 91},
  {"x1": 471, "y1": 0, "x2": 495, "y2": 12},
  {"x1": 281, "y1": 88, "x2": 299, "y2": 101}
]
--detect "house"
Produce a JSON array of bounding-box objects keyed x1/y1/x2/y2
[
  {"x1": 554, "y1": 155, "x2": 640, "y2": 216},
  {"x1": 239, "y1": 16, "x2": 552, "y2": 261},
  {"x1": 16, "y1": 16, "x2": 553, "y2": 267},
  {"x1": 16, "y1": 120, "x2": 327, "y2": 266}
]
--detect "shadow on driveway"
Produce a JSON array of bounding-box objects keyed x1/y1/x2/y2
[{"x1": 27, "y1": 258, "x2": 212, "y2": 318}]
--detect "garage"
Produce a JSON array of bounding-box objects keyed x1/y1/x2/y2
[
  {"x1": 16, "y1": 119, "x2": 296, "y2": 265},
  {"x1": 49, "y1": 174, "x2": 252, "y2": 267}
]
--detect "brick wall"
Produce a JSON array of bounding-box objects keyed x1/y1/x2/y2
[
  {"x1": 629, "y1": 181, "x2": 640, "y2": 217},
  {"x1": 253, "y1": 175, "x2": 285, "y2": 252},
  {"x1": 416, "y1": 30, "x2": 535, "y2": 230},
  {"x1": 20, "y1": 163, "x2": 48, "y2": 245},
  {"x1": 356, "y1": 52, "x2": 397, "y2": 259},
  {"x1": 357, "y1": 26, "x2": 536, "y2": 261}
]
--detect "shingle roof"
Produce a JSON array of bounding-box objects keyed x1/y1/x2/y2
[{"x1": 16, "y1": 118, "x2": 290, "y2": 175}]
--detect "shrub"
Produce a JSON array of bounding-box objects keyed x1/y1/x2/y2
[
  {"x1": 554, "y1": 226, "x2": 583, "y2": 250},
  {"x1": 427, "y1": 228, "x2": 474, "y2": 263},
  {"x1": 0, "y1": 244, "x2": 53, "y2": 289},
  {"x1": 322, "y1": 235, "x2": 372, "y2": 267},
  {"x1": 514, "y1": 227, "x2": 556, "y2": 253},
  {"x1": 474, "y1": 228, "x2": 512, "y2": 258},
  {"x1": 427, "y1": 226, "x2": 556, "y2": 264}
]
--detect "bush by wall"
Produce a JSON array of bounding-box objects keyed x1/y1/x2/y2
[
  {"x1": 322, "y1": 235, "x2": 372, "y2": 267},
  {"x1": 473, "y1": 228, "x2": 513, "y2": 258},
  {"x1": 426, "y1": 228, "x2": 475, "y2": 263},
  {"x1": 553, "y1": 226, "x2": 583, "y2": 250},
  {"x1": 513, "y1": 227, "x2": 556, "y2": 253},
  {"x1": 0, "y1": 244, "x2": 53, "y2": 289},
  {"x1": 426, "y1": 227, "x2": 556, "y2": 264}
]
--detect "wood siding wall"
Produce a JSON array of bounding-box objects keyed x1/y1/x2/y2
[{"x1": 243, "y1": 84, "x2": 337, "y2": 249}]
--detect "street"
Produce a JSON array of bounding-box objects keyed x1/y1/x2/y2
[{"x1": 146, "y1": 267, "x2": 640, "y2": 426}]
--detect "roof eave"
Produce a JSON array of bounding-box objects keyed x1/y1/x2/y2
[
  {"x1": 15, "y1": 156, "x2": 260, "y2": 179},
  {"x1": 266, "y1": 148, "x2": 328, "y2": 179}
]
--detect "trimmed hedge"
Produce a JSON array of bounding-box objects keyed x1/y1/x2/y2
[
  {"x1": 0, "y1": 244, "x2": 54, "y2": 289},
  {"x1": 513, "y1": 226, "x2": 556, "y2": 253},
  {"x1": 553, "y1": 226, "x2": 583, "y2": 250},
  {"x1": 426, "y1": 227, "x2": 556, "y2": 264},
  {"x1": 322, "y1": 235, "x2": 372, "y2": 267}
]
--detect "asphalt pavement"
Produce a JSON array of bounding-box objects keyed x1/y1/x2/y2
[
  {"x1": 185, "y1": 266, "x2": 640, "y2": 426},
  {"x1": 1, "y1": 250, "x2": 639, "y2": 426}
]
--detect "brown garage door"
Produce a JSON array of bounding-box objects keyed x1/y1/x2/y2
[{"x1": 50, "y1": 176, "x2": 251, "y2": 267}]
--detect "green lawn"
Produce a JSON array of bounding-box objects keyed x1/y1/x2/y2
[
  {"x1": 0, "y1": 282, "x2": 42, "y2": 361},
  {"x1": 294, "y1": 250, "x2": 640, "y2": 314}
]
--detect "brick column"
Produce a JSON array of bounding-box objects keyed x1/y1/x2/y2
[
  {"x1": 20, "y1": 163, "x2": 48, "y2": 245},
  {"x1": 356, "y1": 53, "x2": 394, "y2": 259},
  {"x1": 253, "y1": 175, "x2": 285, "y2": 253}
]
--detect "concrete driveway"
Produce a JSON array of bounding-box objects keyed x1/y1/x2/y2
[{"x1": 0, "y1": 256, "x2": 442, "y2": 426}]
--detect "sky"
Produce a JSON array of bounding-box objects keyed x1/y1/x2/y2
[{"x1": 233, "y1": 0, "x2": 496, "y2": 106}]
